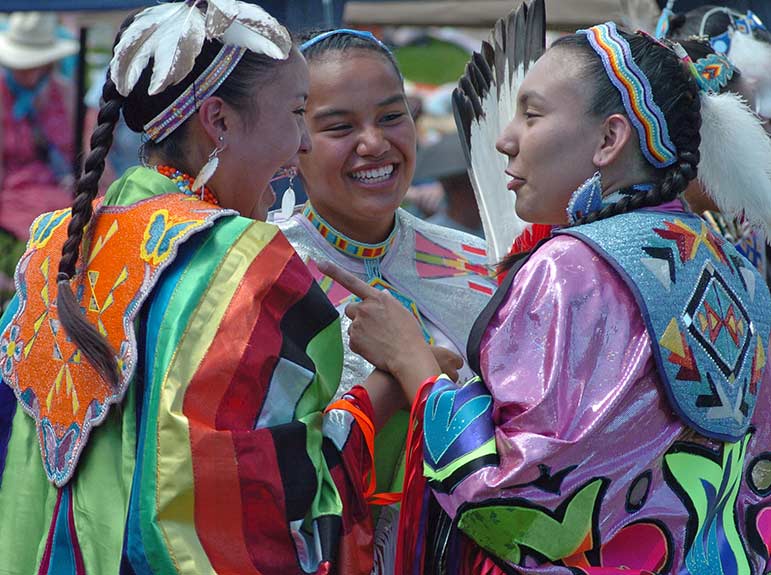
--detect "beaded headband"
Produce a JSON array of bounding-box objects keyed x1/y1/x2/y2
[
  {"x1": 578, "y1": 22, "x2": 677, "y2": 169},
  {"x1": 300, "y1": 28, "x2": 392, "y2": 55},
  {"x1": 143, "y1": 44, "x2": 246, "y2": 142}
]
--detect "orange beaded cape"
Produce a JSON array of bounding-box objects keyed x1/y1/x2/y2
[{"x1": 0, "y1": 194, "x2": 232, "y2": 486}]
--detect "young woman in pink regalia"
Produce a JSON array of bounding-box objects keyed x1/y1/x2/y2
[{"x1": 319, "y1": 1, "x2": 771, "y2": 572}]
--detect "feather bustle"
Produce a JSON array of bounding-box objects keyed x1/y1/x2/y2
[{"x1": 698, "y1": 91, "x2": 771, "y2": 239}]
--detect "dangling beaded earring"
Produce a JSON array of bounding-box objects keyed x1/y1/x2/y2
[
  {"x1": 566, "y1": 170, "x2": 603, "y2": 224},
  {"x1": 192, "y1": 135, "x2": 225, "y2": 198},
  {"x1": 280, "y1": 170, "x2": 297, "y2": 220}
]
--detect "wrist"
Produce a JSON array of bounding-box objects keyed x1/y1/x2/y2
[{"x1": 389, "y1": 348, "x2": 440, "y2": 402}]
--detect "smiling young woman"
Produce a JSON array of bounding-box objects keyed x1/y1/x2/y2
[{"x1": 275, "y1": 28, "x2": 497, "y2": 574}]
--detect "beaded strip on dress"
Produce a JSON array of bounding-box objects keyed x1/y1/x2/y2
[
  {"x1": 578, "y1": 22, "x2": 677, "y2": 168},
  {"x1": 303, "y1": 202, "x2": 397, "y2": 280},
  {"x1": 143, "y1": 44, "x2": 247, "y2": 143},
  {"x1": 156, "y1": 165, "x2": 219, "y2": 205},
  {"x1": 302, "y1": 202, "x2": 433, "y2": 343}
]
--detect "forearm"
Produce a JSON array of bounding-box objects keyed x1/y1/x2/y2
[{"x1": 361, "y1": 369, "x2": 407, "y2": 431}]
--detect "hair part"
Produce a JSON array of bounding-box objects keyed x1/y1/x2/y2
[{"x1": 300, "y1": 29, "x2": 404, "y2": 84}]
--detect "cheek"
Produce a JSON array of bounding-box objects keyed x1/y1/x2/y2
[{"x1": 310, "y1": 137, "x2": 349, "y2": 177}]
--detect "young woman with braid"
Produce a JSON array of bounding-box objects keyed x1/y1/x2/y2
[
  {"x1": 0, "y1": 2, "x2": 404, "y2": 573},
  {"x1": 319, "y1": 21, "x2": 771, "y2": 575}
]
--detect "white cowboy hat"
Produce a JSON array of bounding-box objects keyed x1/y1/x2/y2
[{"x1": 0, "y1": 12, "x2": 78, "y2": 70}]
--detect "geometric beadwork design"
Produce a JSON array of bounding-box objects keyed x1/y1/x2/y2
[
  {"x1": 559, "y1": 211, "x2": 771, "y2": 442},
  {"x1": 683, "y1": 261, "x2": 752, "y2": 380}
]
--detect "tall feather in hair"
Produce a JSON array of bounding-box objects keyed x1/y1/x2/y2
[{"x1": 452, "y1": 0, "x2": 545, "y2": 264}]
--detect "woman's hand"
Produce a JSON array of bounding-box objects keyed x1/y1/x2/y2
[
  {"x1": 317, "y1": 260, "x2": 441, "y2": 401},
  {"x1": 430, "y1": 346, "x2": 464, "y2": 382}
]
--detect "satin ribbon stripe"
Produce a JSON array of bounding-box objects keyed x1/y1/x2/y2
[
  {"x1": 144, "y1": 45, "x2": 247, "y2": 142},
  {"x1": 578, "y1": 22, "x2": 677, "y2": 168}
]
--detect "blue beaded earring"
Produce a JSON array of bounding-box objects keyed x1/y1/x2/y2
[{"x1": 567, "y1": 170, "x2": 603, "y2": 224}]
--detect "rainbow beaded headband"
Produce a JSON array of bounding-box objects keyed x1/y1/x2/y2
[
  {"x1": 578, "y1": 22, "x2": 677, "y2": 169},
  {"x1": 300, "y1": 28, "x2": 392, "y2": 55},
  {"x1": 143, "y1": 44, "x2": 246, "y2": 143}
]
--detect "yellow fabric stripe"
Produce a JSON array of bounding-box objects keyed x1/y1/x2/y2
[{"x1": 154, "y1": 222, "x2": 279, "y2": 573}]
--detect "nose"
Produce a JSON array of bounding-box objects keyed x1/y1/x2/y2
[
  {"x1": 495, "y1": 117, "x2": 520, "y2": 159},
  {"x1": 356, "y1": 124, "x2": 390, "y2": 158}
]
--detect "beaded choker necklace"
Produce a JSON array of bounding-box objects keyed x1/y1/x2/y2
[
  {"x1": 155, "y1": 165, "x2": 219, "y2": 206},
  {"x1": 303, "y1": 203, "x2": 396, "y2": 260},
  {"x1": 303, "y1": 202, "x2": 397, "y2": 281}
]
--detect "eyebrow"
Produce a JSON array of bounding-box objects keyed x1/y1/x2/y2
[
  {"x1": 518, "y1": 90, "x2": 545, "y2": 106},
  {"x1": 378, "y1": 94, "x2": 407, "y2": 107},
  {"x1": 312, "y1": 93, "x2": 406, "y2": 121}
]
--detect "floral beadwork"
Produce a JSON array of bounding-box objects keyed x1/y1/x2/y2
[{"x1": 0, "y1": 324, "x2": 23, "y2": 378}]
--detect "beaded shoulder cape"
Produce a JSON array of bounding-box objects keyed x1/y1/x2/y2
[
  {"x1": 559, "y1": 210, "x2": 771, "y2": 441},
  {"x1": 0, "y1": 193, "x2": 232, "y2": 485}
]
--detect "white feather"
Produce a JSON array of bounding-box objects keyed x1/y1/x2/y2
[
  {"x1": 192, "y1": 155, "x2": 219, "y2": 194},
  {"x1": 110, "y1": 3, "x2": 190, "y2": 97},
  {"x1": 456, "y1": 2, "x2": 541, "y2": 264},
  {"x1": 148, "y1": 4, "x2": 206, "y2": 95},
  {"x1": 110, "y1": 0, "x2": 291, "y2": 99},
  {"x1": 205, "y1": 0, "x2": 238, "y2": 39},
  {"x1": 698, "y1": 91, "x2": 771, "y2": 240},
  {"x1": 727, "y1": 32, "x2": 771, "y2": 120},
  {"x1": 221, "y1": 3, "x2": 291, "y2": 60}
]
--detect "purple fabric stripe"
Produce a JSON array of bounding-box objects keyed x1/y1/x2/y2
[
  {"x1": 0, "y1": 382, "x2": 16, "y2": 487},
  {"x1": 37, "y1": 489, "x2": 63, "y2": 575}
]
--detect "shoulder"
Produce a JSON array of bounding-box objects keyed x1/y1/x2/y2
[{"x1": 513, "y1": 234, "x2": 637, "y2": 308}]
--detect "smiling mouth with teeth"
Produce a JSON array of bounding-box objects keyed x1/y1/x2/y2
[{"x1": 350, "y1": 164, "x2": 395, "y2": 183}]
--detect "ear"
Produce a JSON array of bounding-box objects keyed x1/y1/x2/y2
[
  {"x1": 197, "y1": 96, "x2": 230, "y2": 144},
  {"x1": 593, "y1": 113, "x2": 635, "y2": 168}
]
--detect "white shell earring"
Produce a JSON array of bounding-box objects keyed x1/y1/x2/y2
[
  {"x1": 192, "y1": 136, "x2": 225, "y2": 197},
  {"x1": 280, "y1": 173, "x2": 297, "y2": 220}
]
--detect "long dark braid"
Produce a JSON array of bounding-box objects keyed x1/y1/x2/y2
[
  {"x1": 568, "y1": 34, "x2": 703, "y2": 226},
  {"x1": 55, "y1": 21, "x2": 132, "y2": 387}
]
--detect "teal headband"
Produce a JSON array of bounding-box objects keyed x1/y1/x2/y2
[
  {"x1": 300, "y1": 28, "x2": 392, "y2": 54},
  {"x1": 577, "y1": 22, "x2": 677, "y2": 169}
]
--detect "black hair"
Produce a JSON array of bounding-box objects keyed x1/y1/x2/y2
[
  {"x1": 56, "y1": 10, "x2": 291, "y2": 387},
  {"x1": 299, "y1": 29, "x2": 404, "y2": 84},
  {"x1": 499, "y1": 28, "x2": 702, "y2": 273}
]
